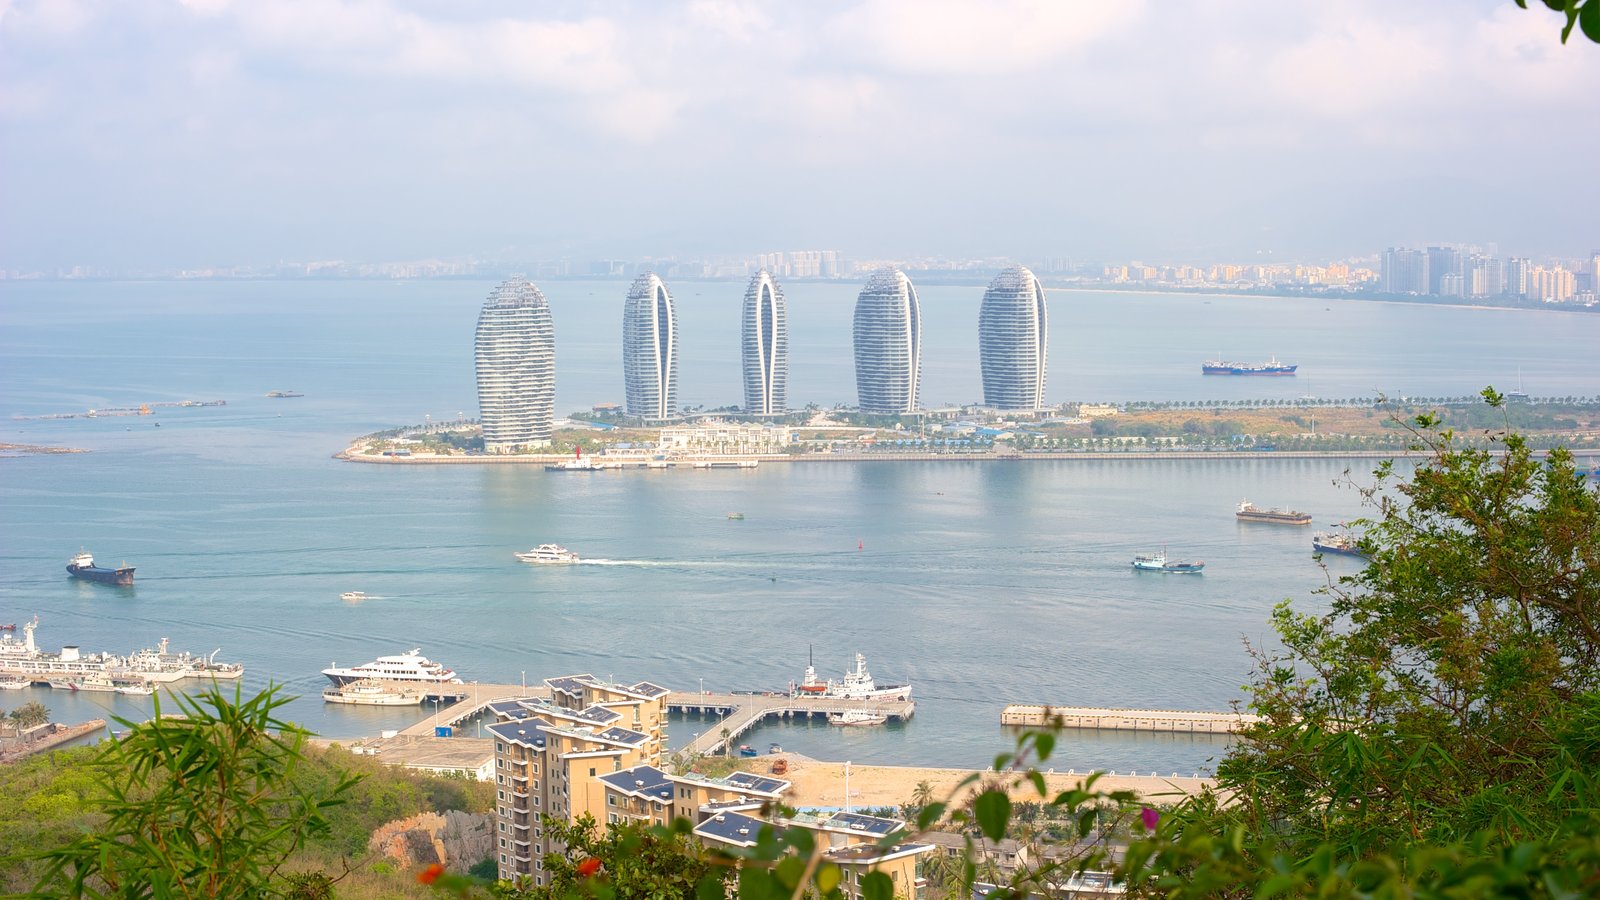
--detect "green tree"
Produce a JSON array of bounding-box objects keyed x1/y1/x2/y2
[
  {"x1": 10, "y1": 700, "x2": 52, "y2": 730},
  {"x1": 1517, "y1": 0, "x2": 1600, "y2": 43},
  {"x1": 31, "y1": 685, "x2": 359, "y2": 899},
  {"x1": 493, "y1": 814, "x2": 728, "y2": 900}
]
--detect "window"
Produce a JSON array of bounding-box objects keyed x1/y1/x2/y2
[
  {"x1": 499, "y1": 838, "x2": 507, "y2": 848},
  {"x1": 589, "y1": 767, "x2": 597, "y2": 777},
  {"x1": 497, "y1": 790, "x2": 504, "y2": 800}
]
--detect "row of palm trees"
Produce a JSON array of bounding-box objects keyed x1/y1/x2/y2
[{"x1": 1, "y1": 701, "x2": 52, "y2": 733}]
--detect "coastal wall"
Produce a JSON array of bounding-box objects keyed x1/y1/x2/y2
[{"x1": 1000, "y1": 704, "x2": 1262, "y2": 735}]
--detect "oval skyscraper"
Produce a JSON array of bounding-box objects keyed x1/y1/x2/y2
[
  {"x1": 852, "y1": 267, "x2": 922, "y2": 415},
  {"x1": 978, "y1": 265, "x2": 1049, "y2": 410},
  {"x1": 741, "y1": 269, "x2": 789, "y2": 417},
  {"x1": 474, "y1": 278, "x2": 555, "y2": 453},
  {"x1": 622, "y1": 272, "x2": 679, "y2": 421}
]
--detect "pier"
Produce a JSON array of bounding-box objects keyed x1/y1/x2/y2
[
  {"x1": 1000, "y1": 704, "x2": 1262, "y2": 734},
  {"x1": 396, "y1": 683, "x2": 551, "y2": 737},
  {"x1": 669, "y1": 691, "x2": 915, "y2": 756}
]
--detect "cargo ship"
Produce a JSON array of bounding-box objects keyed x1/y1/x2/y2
[
  {"x1": 66, "y1": 550, "x2": 135, "y2": 586},
  {"x1": 1202, "y1": 356, "x2": 1297, "y2": 376},
  {"x1": 1312, "y1": 532, "x2": 1366, "y2": 557},
  {"x1": 1236, "y1": 499, "x2": 1312, "y2": 525}
]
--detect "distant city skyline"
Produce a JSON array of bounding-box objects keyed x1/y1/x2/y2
[{"x1": 3, "y1": 2, "x2": 1597, "y2": 274}]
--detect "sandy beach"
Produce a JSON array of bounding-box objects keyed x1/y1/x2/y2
[{"x1": 768, "y1": 755, "x2": 1213, "y2": 811}]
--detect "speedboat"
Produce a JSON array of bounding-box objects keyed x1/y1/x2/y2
[
  {"x1": 515, "y1": 544, "x2": 579, "y2": 564},
  {"x1": 340, "y1": 591, "x2": 368, "y2": 602},
  {"x1": 829, "y1": 709, "x2": 888, "y2": 727}
]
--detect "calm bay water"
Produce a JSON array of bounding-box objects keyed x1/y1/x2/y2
[{"x1": 2, "y1": 279, "x2": 1597, "y2": 774}]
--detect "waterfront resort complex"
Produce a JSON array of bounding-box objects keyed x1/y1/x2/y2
[
  {"x1": 978, "y1": 265, "x2": 1050, "y2": 410},
  {"x1": 622, "y1": 273, "x2": 679, "y2": 421},
  {"x1": 474, "y1": 278, "x2": 556, "y2": 452},
  {"x1": 741, "y1": 269, "x2": 789, "y2": 416},
  {"x1": 852, "y1": 267, "x2": 923, "y2": 415},
  {"x1": 487, "y1": 673, "x2": 932, "y2": 893}
]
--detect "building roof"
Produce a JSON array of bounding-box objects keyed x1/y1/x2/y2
[
  {"x1": 801, "y1": 811, "x2": 904, "y2": 837},
  {"x1": 694, "y1": 812, "x2": 780, "y2": 848},
  {"x1": 825, "y1": 842, "x2": 936, "y2": 865},
  {"x1": 487, "y1": 719, "x2": 550, "y2": 748},
  {"x1": 598, "y1": 765, "x2": 674, "y2": 803},
  {"x1": 630, "y1": 681, "x2": 671, "y2": 699},
  {"x1": 671, "y1": 770, "x2": 790, "y2": 799}
]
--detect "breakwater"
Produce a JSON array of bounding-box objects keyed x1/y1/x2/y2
[{"x1": 1000, "y1": 704, "x2": 1261, "y2": 735}]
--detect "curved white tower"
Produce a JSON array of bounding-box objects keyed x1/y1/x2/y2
[
  {"x1": 978, "y1": 265, "x2": 1049, "y2": 410},
  {"x1": 623, "y1": 272, "x2": 679, "y2": 420},
  {"x1": 852, "y1": 267, "x2": 922, "y2": 415},
  {"x1": 474, "y1": 278, "x2": 556, "y2": 452},
  {"x1": 741, "y1": 269, "x2": 789, "y2": 416}
]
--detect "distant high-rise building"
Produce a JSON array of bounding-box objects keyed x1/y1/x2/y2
[
  {"x1": 1381, "y1": 248, "x2": 1429, "y2": 294},
  {"x1": 622, "y1": 272, "x2": 679, "y2": 420},
  {"x1": 852, "y1": 268, "x2": 922, "y2": 415},
  {"x1": 1425, "y1": 246, "x2": 1460, "y2": 295},
  {"x1": 978, "y1": 265, "x2": 1049, "y2": 410},
  {"x1": 741, "y1": 270, "x2": 788, "y2": 417},
  {"x1": 474, "y1": 278, "x2": 555, "y2": 453},
  {"x1": 1467, "y1": 255, "x2": 1503, "y2": 298},
  {"x1": 1507, "y1": 257, "x2": 1531, "y2": 297}
]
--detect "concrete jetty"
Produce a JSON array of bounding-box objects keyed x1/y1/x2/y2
[
  {"x1": 669, "y1": 691, "x2": 914, "y2": 756},
  {"x1": 397, "y1": 683, "x2": 551, "y2": 737},
  {"x1": 1000, "y1": 704, "x2": 1261, "y2": 734}
]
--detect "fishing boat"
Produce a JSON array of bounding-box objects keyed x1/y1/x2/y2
[
  {"x1": 1312, "y1": 532, "x2": 1366, "y2": 557},
  {"x1": 828, "y1": 709, "x2": 888, "y2": 727},
  {"x1": 789, "y1": 649, "x2": 911, "y2": 701},
  {"x1": 340, "y1": 591, "x2": 368, "y2": 602},
  {"x1": 515, "y1": 544, "x2": 580, "y2": 564},
  {"x1": 738, "y1": 744, "x2": 758, "y2": 757},
  {"x1": 1131, "y1": 552, "x2": 1205, "y2": 574},
  {"x1": 1235, "y1": 499, "x2": 1312, "y2": 525}
]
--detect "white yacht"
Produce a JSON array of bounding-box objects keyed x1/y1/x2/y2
[
  {"x1": 340, "y1": 591, "x2": 368, "y2": 602},
  {"x1": 515, "y1": 544, "x2": 580, "y2": 564},
  {"x1": 0, "y1": 674, "x2": 31, "y2": 690},
  {"x1": 828, "y1": 709, "x2": 888, "y2": 727},
  {"x1": 321, "y1": 648, "x2": 461, "y2": 688}
]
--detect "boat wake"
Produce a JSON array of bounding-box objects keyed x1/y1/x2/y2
[{"x1": 577, "y1": 559, "x2": 748, "y2": 568}]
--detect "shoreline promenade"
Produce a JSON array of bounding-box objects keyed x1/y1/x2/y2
[{"x1": 338, "y1": 447, "x2": 1457, "y2": 465}]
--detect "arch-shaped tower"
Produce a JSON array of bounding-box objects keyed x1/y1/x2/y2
[
  {"x1": 741, "y1": 270, "x2": 789, "y2": 416},
  {"x1": 474, "y1": 278, "x2": 556, "y2": 452},
  {"x1": 852, "y1": 267, "x2": 922, "y2": 415},
  {"x1": 978, "y1": 265, "x2": 1049, "y2": 410},
  {"x1": 622, "y1": 273, "x2": 679, "y2": 421}
]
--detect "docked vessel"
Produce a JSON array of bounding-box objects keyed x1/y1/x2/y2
[
  {"x1": 829, "y1": 709, "x2": 889, "y2": 727},
  {"x1": 0, "y1": 674, "x2": 30, "y2": 690},
  {"x1": 1312, "y1": 532, "x2": 1366, "y2": 557},
  {"x1": 322, "y1": 680, "x2": 425, "y2": 706},
  {"x1": 322, "y1": 648, "x2": 461, "y2": 688},
  {"x1": 1131, "y1": 552, "x2": 1205, "y2": 574},
  {"x1": 66, "y1": 550, "x2": 135, "y2": 586},
  {"x1": 1202, "y1": 356, "x2": 1297, "y2": 376},
  {"x1": 1, "y1": 620, "x2": 240, "y2": 683},
  {"x1": 266, "y1": 390, "x2": 304, "y2": 398},
  {"x1": 1235, "y1": 499, "x2": 1312, "y2": 525},
  {"x1": 790, "y1": 650, "x2": 912, "y2": 701},
  {"x1": 340, "y1": 591, "x2": 368, "y2": 602},
  {"x1": 692, "y1": 460, "x2": 759, "y2": 469},
  {"x1": 546, "y1": 447, "x2": 600, "y2": 472},
  {"x1": 515, "y1": 544, "x2": 580, "y2": 564}
]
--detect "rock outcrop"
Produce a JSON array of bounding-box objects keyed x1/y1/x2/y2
[{"x1": 369, "y1": 810, "x2": 493, "y2": 868}]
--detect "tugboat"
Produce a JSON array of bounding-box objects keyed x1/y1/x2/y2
[
  {"x1": 1131, "y1": 551, "x2": 1205, "y2": 574},
  {"x1": 66, "y1": 550, "x2": 135, "y2": 586}
]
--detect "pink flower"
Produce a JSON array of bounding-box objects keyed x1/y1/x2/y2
[
  {"x1": 577, "y1": 857, "x2": 602, "y2": 878},
  {"x1": 1140, "y1": 807, "x2": 1160, "y2": 831}
]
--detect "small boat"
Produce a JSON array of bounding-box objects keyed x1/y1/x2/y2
[
  {"x1": 738, "y1": 744, "x2": 758, "y2": 757},
  {"x1": 1132, "y1": 552, "x2": 1205, "y2": 574},
  {"x1": 0, "y1": 623, "x2": 15, "y2": 631},
  {"x1": 0, "y1": 675, "x2": 30, "y2": 691},
  {"x1": 322, "y1": 681, "x2": 426, "y2": 706},
  {"x1": 1235, "y1": 499, "x2": 1312, "y2": 526},
  {"x1": 266, "y1": 390, "x2": 305, "y2": 398},
  {"x1": 515, "y1": 544, "x2": 580, "y2": 564},
  {"x1": 546, "y1": 447, "x2": 600, "y2": 472},
  {"x1": 116, "y1": 680, "x2": 155, "y2": 696},
  {"x1": 829, "y1": 709, "x2": 888, "y2": 727},
  {"x1": 727, "y1": 512, "x2": 745, "y2": 520},
  {"x1": 768, "y1": 743, "x2": 783, "y2": 754},
  {"x1": 1312, "y1": 532, "x2": 1366, "y2": 558},
  {"x1": 340, "y1": 591, "x2": 368, "y2": 602}
]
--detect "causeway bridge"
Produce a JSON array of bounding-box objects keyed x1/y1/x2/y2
[{"x1": 669, "y1": 691, "x2": 915, "y2": 756}]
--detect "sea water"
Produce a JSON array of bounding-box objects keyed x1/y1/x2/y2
[{"x1": 2, "y1": 279, "x2": 1597, "y2": 774}]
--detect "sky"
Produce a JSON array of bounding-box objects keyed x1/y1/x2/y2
[{"x1": 2, "y1": 0, "x2": 1597, "y2": 271}]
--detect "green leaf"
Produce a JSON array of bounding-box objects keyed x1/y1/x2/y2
[
  {"x1": 1581, "y1": 0, "x2": 1600, "y2": 41},
  {"x1": 1033, "y1": 731, "x2": 1055, "y2": 761},
  {"x1": 862, "y1": 871, "x2": 894, "y2": 900},
  {"x1": 816, "y1": 863, "x2": 841, "y2": 895},
  {"x1": 975, "y1": 790, "x2": 1012, "y2": 842},
  {"x1": 916, "y1": 802, "x2": 947, "y2": 830}
]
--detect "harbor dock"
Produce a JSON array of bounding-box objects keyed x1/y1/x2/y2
[
  {"x1": 397, "y1": 683, "x2": 552, "y2": 737},
  {"x1": 670, "y1": 691, "x2": 915, "y2": 755},
  {"x1": 1000, "y1": 704, "x2": 1262, "y2": 734}
]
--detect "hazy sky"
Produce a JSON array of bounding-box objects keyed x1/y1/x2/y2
[{"x1": 2, "y1": 0, "x2": 1597, "y2": 270}]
